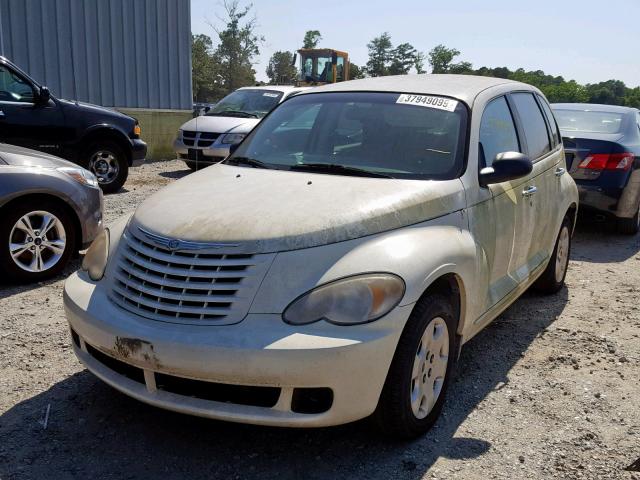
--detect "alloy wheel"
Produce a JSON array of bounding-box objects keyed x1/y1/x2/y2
[
  {"x1": 9, "y1": 210, "x2": 67, "y2": 273},
  {"x1": 89, "y1": 150, "x2": 119, "y2": 184}
]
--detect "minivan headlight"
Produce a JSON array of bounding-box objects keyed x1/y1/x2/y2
[
  {"x1": 221, "y1": 133, "x2": 246, "y2": 145},
  {"x1": 283, "y1": 273, "x2": 405, "y2": 326},
  {"x1": 81, "y1": 229, "x2": 109, "y2": 281}
]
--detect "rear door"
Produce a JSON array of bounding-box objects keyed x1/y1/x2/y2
[
  {"x1": 0, "y1": 63, "x2": 65, "y2": 155},
  {"x1": 508, "y1": 92, "x2": 563, "y2": 282}
]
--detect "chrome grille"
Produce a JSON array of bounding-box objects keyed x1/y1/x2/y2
[
  {"x1": 109, "y1": 228, "x2": 274, "y2": 325},
  {"x1": 181, "y1": 130, "x2": 221, "y2": 148}
]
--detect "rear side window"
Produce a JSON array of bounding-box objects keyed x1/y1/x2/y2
[
  {"x1": 511, "y1": 93, "x2": 551, "y2": 160},
  {"x1": 479, "y1": 96, "x2": 520, "y2": 167},
  {"x1": 537, "y1": 96, "x2": 560, "y2": 147}
]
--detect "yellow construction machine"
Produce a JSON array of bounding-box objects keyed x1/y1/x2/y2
[{"x1": 294, "y1": 48, "x2": 350, "y2": 86}]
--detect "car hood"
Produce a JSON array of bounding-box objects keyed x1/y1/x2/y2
[
  {"x1": 180, "y1": 115, "x2": 260, "y2": 134},
  {"x1": 0, "y1": 143, "x2": 77, "y2": 168},
  {"x1": 57, "y1": 98, "x2": 132, "y2": 121},
  {"x1": 130, "y1": 164, "x2": 465, "y2": 254}
]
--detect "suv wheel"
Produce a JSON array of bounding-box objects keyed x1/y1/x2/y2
[
  {"x1": 374, "y1": 294, "x2": 458, "y2": 438},
  {"x1": 85, "y1": 141, "x2": 128, "y2": 193},
  {"x1": 0, "y1": 200, "x2": 77, "y2": 283}
]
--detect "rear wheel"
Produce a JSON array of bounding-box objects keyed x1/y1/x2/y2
[
  {"x1": 85, "y1": 141, "x2": 128, "y2": 193},
  {"x1": 0, "y1": 200, "x2": 77, "y2": 283},
  {"x1": 534, "y1": 216, "x2": 571, "y2": 294},
  {"x1": 617, "y1": 205, "x2": 640, "y2": 235},
  {"x1": 374, "y1": 294, "x2": 458, "y2": 438}
]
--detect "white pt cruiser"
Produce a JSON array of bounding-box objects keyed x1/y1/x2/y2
[{"x1": 64, "y1": 75, "x2": 578, "y2": 438}]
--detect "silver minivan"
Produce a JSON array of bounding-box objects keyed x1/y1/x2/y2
[{"x1": 65, "y1": 75, "x2": 578, "y2": 438}]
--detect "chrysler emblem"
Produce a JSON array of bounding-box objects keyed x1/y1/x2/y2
[{"x1": 137, "y1": 226, "x2": 240, "y2": 251}]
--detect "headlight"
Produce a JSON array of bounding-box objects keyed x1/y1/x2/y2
[
  {"x1": 57, "y1": 167, "x2": 99, "y2": 188},
  {"x1": 221, "y1": 133, "x2": 246, "y2": 145},
  {"x1": 283, "y1": 273, "x2": 405, "y2": 326},
  {"x1": 81, "y1": 229, "x2": 109, "y2": 281}
]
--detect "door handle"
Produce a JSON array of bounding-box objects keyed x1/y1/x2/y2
[
  {"x1": 555, "y1": 167, "x2": 566, "y2": 177},
  {"x1": 522, "y1": 185, "x2": 538, "y2": 197}
]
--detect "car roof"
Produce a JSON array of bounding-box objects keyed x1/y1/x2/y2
[
  {"x1": 551, "y1": 103, "x2": 639, "y2": 114},
  {"x1": 237, "y1": 85, "x2": 306, "y2": 93},
  {"x1": 299, "y1": 74, "x2": 528, "y2": 105}
]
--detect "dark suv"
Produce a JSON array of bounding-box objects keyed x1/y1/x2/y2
[{"x1": 0, "y1": 57, "x2": 146, "y2": 193}]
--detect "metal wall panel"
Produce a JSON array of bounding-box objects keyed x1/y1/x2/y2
[{"x1": 0, "y1": 0, "x2": 192, "y2": 109}]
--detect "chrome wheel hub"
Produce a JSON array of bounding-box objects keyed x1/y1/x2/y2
[
  {"x1": 89, "y1": 150, "x2": 119, "y2": 184},
  {"x1": 410, "y1": 316, "x2": 449, "y2": 420},
  {"x1": 555, "y1": 226, "x2": 570, "y2": 283},
  {"x1": 9, "y1": 211, "x2": 66, "y2": 273}
]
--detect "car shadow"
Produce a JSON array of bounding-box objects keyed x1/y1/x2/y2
[
  {"x1": 0, "y1": 284, "x2": 568, "y2": 479},
  {"x1": 0, "y1": 259, "x2": 81, "y2": 300},
  {"x1": 158, "y1": 168, "x2": 193, "y2": 179},
  {"x1": 571, "y1": 217, "x2": 640, "y2": 263}
]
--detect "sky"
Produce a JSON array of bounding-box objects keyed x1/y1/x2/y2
[{"x1": 191, "y1": 0, "x2": 640, "y2": 88}]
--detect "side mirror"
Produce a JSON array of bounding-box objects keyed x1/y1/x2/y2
[
  {"x1": 229, "y1": 143, "x2": 240, "y2": 155},
  {"x1": 479, "y1": 151, "x2": 532, "y2": 187},
  {"x1": 38, "y1": 86, "x2": 50, "y2": 104}
]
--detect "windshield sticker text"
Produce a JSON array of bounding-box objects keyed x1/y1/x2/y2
[
  {"x1": 263, "y1": 92, "x2": 279, "y2": 97},
  {"x1": 396, "y1": 94, "x2": 458, "y2": 112}
]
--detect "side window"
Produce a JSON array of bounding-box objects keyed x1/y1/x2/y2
[
  {"x1": 0, "y1": 66, "x2": 35, "y2": 103},
  {"x1": 511, "y1": 93, "x2": 551, "y2": 160},
  {"x1": 537, "y1": 95, "x2": 560, "y2": 147},
  {"x1": 479, "y1": 96, "x2": 520, "y2": 167}
]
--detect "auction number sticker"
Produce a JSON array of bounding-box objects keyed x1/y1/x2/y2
[
  {"x1": 396, "y1": 94, "x2": 458, "y2": 112},
  {"x1": 263, "y1": 92, "x2": 280, "y2": 97}
]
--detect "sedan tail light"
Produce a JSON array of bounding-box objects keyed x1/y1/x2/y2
[{"x1": 578, "y1": 153, "x2": 634, "y2": 171}]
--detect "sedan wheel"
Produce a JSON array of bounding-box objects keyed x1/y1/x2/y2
[{"x1": 10, "y1": 211, "x2": 67, "y2": 273}]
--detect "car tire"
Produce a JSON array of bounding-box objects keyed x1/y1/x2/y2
[
  {"x1": 617, "y1": 206, "x2": 640, "y2": 235},
  {"x1": 0, "y1": 199, "x2": 77, "y2": 283},
  {"x1": 533, "y1": 216, "x2": 572, "y2": 294},
  {"x1": 84, "y1": 141, "x2": 128, "y2": 194},
  {"x1": 373, "y1": 294, "x2": 458, "y2": 439}
]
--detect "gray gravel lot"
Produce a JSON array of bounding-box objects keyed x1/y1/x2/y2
[{"x1": 1, "y1": 160, "x2": 639, "y2": 480}]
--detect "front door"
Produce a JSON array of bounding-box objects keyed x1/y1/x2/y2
[{"x1": 0, "y1": 64, "x2": 66, "y2": 156}]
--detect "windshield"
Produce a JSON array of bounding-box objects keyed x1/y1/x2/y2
[
  {"x1": 226, "y1": 92, "x2": 468, "y2": 180},
  {"x1": 553, "y1": 109, "x2": 625, "y2": 134},
  {"x1": 207, "y1": 89, "x2": 284, "y2": 118}
]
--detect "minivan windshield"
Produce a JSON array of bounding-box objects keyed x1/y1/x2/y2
[
  {"x1": 553, "y1": 109, "x2": 625, "y2": 134},
  {"x1": 226, "y1": 92, "x2": 468, "y2": 180},
  {"x1": 206, "y1": 89, "x2": 284, "y2": 118}
]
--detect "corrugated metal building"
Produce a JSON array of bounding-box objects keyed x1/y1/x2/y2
[{"x1": 0, "y1": 0, "x2": 193, "y2": 158}]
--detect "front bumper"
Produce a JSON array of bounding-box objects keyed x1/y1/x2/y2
[
  {"x1": 173, "y1": 138, "x2": 230, "y2": 165},
  {"x1": 63, "y1": 272, "x2": 411, "y2": 427},
  {"x1": 130, "y1": 139, "x2": 147, "y2": 166}
]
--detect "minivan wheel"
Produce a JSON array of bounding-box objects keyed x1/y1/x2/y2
[
  {"x1": 374, "y1": 294, "x2": 458, "y2": 438},
  {"x1": 0, "y1": 200, "x2": 77, "y2": 283},
  {"x1": 617, "y1": 205, "x2": 640, "y2": 235},
  {"x1": 85, "y1": 141, "x2": 128, "y2": 194},
  {"x1": 533, "y1": 216, "x2": 572, "y2": 294}
]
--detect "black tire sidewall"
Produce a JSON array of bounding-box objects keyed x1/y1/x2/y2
[
  {"x1": 375, "y1": 294, "x2": 458, "y2": 438},
  {"x1": 0, "y1": 200, "x2": 77, "y2": 283},
  {"x1": 85, "y1": 141, "x2": 128, "y2": 194}
]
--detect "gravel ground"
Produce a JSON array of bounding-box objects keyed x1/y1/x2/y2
[{"x1": 1, "y1": 160, "x2": 639, "y2": 480}]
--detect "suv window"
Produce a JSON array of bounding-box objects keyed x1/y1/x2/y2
[
  {"x1": 0, "y1": 66, "x2": 35, "y2": 103},
  {"x1": 537, "y1": 95, "x2": 560, "y2": 147},
  {"x1": 511, "y1": 93, "x2": 551, "y2": 159},
  {"x1": 479, "y1": 96, "x2": 520, "y2": 167}
]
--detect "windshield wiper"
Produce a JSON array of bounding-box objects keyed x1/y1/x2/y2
[
  {"x1": 290, "y1": 163, "x2": 394, "y2": 178},
  {"x1": 208, "y1": 110, "x2": 259, "y2": 118},
  {"x1": 225, "y1": 156, "x2": 270, "y2": 169}
]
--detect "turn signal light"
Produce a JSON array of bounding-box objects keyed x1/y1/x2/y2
[
  {"x1": 578, "y1": 153, "x2": 634, "y2": 171},
  {"x1": 133, "y1": 124, "x2": 142, "y2": 137}
]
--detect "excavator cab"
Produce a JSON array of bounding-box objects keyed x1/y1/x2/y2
[{"x1": 295, "y1": 49, "x2": 350, "y2": 86}]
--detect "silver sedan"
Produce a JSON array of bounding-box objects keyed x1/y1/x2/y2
[{"x1": 0, "y1": 143, "x2": 103, "y2": 282}]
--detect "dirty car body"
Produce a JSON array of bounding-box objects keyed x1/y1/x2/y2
[{"x1": 65, "y1": 75, "x2": 578, "y2": 434}]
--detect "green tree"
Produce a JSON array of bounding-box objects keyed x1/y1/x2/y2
[
  {"x1": 302, "y1": 30, "x2": 322, "y2": 49},
  {"x1": 266, "y1": 50, "x2": 296, "y2": 84},
  {"x1": 365, "y1": 32, "x2": 393, "y2": 77},
  {"x1": 211, "y1": 1, "x2": 263, "y2": 96},
  {"x1": 191, "y1": 34, "x2": 218, "y2": 102},
  {"x1": 388, "y1": 43, "x2": 419, "y2": 75},
  {"x1": 349, "y1": 62, "x2": 365, "y2": 80},
  {"x1": 427, "y1": 44, "x2": 472, "y2": 74}
]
